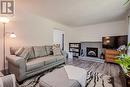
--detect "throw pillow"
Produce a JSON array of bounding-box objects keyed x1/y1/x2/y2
[
  {"x1": 15, "y1": 47, "x2": 25, "y2": 56},
  {"x1": 52, "y1": 44, "x2": 62, "y2": 56},
  {"x1": 10, "y1": 47, "x2": 20, "y2": 55}
]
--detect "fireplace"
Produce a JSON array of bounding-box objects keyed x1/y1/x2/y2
[{"x1": 86, "y1": 47, "x2": 98, "y2": 57}]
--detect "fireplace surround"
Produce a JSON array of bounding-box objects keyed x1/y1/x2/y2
[
  {"x1": 86, "y1": 47, "x2": 98, "y2": 57},
  {"x1": 80, "y1": 41, "x2": 103, "y2": 58},
  {"x1": 79, "y1": 41, "x2": 104, "y2": 63}
]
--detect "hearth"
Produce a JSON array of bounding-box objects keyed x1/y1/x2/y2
[{"x1": 86, "y1": 47, "x2": 98, "y2": 57}]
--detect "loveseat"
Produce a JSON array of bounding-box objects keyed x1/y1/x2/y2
[{"x1": 6, "y1": 46, "x2": 67, "y2": 82}]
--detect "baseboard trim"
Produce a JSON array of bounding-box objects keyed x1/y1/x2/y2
[{"x1": 79, "y1": 56, "x2": 105, "y2": 63}]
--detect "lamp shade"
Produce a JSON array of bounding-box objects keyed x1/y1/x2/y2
[
  {"x1": 10, "y1": 32, "x2": 16, "y2": 38},
  {"x1": 0, "y1": 17, "x2": 10, "y2": 23}
]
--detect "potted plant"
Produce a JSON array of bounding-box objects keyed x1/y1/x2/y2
[
  {"x1": 125, "y1": 0, "x2": 130, "y2": 4},
  {"x1": 116, "y1": 43, "x2": 130, "y2": 74}
]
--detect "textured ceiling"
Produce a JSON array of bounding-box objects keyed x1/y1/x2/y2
[{"x1": 19, "y1": 0, "x2": 130, "y2": 27}]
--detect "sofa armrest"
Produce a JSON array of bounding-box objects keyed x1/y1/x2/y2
[
  {"x1": 6, "y1": 55, "x2": 26, "y2": 68},
  {"x1": 62, "y1": 51, "x2": 68, "y2": 58},
  {"x1": 6, "y1": 55, "x2": 26, "y2": 81}
]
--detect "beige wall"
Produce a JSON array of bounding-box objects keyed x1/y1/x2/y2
[
  {"x1": 0, "y1": 18, "x2": 72, "y2": 70},
  {"x1": 71, "y1": 20, "x2": 128, "y2": 42},
  {"x1": 0, "y1": 0, "x2": 72, "y2": 71},
  {"x1": 0, "y1": 0, "x2": 128, "y2": 71}
]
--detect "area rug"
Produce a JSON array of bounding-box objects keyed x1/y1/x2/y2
[
  {"x1": 18, "y1": 65, "x2": 114, "y2": 87},
  {"x1": 86, "y1": 70, "x2": 114, "y2": 87},
  {"x1": 18, "y1": 65, "x2": 64, "y2": 87}
]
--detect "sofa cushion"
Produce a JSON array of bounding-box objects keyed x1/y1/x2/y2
[
  {"x1": 33, "y1": 46, "x2": 47, "y2": 58},
  {"x1": 26, "y1": 55, "x2": 57, "y2": 71},
  {"x1": 43, "y1": 56, "x2": 57, "y2": 65},
  {"x1": 26, "y1": 57, "x2": 45, "y2": 71},
  {"x1": 45, "y1": 46, "x2": 53, "y2": 55},
  {"x1": 54, "y1": 55, "x2": 64, "y2": 61},
  {"x1": 52, "y1": 44, "x2": 62, "y2": 56},
  {"x1": 27, "y1": 47, "x2": 35, "y2": 60}
]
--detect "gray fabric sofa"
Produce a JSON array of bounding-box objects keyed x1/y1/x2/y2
[{"x1": 6, "y1": 46, "x2": 66, "y2": 82}]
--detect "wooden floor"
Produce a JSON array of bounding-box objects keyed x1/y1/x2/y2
[{"x1": 66, "y1": 58, "x2": 126, "y2": 87}]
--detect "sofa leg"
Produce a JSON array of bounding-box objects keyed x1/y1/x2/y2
[{"x1": 18, "y1": 80, "x2": 24, "y2": 85}]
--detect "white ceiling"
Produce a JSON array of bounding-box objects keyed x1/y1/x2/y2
[{"x1": 22, "y1": 0, "x2": 130, "y2": 27}]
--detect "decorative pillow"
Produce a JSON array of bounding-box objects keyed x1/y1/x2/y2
[
  {"x1": 19, "y1": 47, "x2": 35, "y2": 62},
  {"x1": 33, "y1": 46, "x2": 47, "y2": 58},
  {"x1": 45, "y1": 46, "x2": 53, "y2": 55},
  {"x1": 52, "y1": 44, "x2": 62, "y2": 56},
  {"x1": 10, "y1": 47, "x2": 20, "y2": 55},
  {"x1": 15, "y1": 47, "x2": 25, "y2": 56}
]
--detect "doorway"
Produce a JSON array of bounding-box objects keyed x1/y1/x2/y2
[{"x1": 53, "y1": 29, "x2": 64, "y2": 50}]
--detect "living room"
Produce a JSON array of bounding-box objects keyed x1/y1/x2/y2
[{"x1": 0, "y1": 0, "x2": 130, "y2": 87}]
